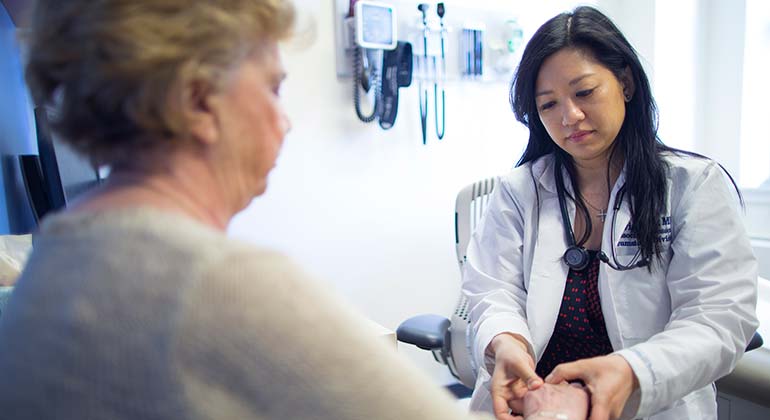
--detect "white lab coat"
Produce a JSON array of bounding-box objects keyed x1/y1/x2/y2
[{"x1": 462, "y1": 153, "x2": 758, "y2": 420}]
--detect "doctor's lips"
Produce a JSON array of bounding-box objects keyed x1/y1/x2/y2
[{"x1": 566, "y1": 130, "x2": 594, "y2": 142}]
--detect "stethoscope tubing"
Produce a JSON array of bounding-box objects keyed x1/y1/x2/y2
[{"x1": 554, "y1": 161, "x2": 648, "y2": 271}]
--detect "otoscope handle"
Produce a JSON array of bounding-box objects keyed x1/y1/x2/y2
[{"x1": 418, "y1": 3, "x2": 429, "y2": 22}]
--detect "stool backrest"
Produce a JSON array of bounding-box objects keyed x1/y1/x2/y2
[{"x1": 449, "y1": 177, "x2": 499, "y2": 387}]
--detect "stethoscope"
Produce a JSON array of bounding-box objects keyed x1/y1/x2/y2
[{"x1": 554, "y1": 161, "x2": 649, "y2": 271}]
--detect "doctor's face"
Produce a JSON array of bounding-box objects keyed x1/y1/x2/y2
[{"x1": 534, "y1": 48, "x2": 631, "y2": 167}]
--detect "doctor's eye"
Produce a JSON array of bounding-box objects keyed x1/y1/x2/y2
[
  {"x1": 576, "y1": 88, "x2": 594, "y2": 98},
  {"x1": 539, "y1": 101, "x2": 556, "y2": 112}
]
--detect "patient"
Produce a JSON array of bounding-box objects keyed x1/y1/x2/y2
[
  {"x1": 521, "y1": 383, "x2": 589, "y2": 420},
  {"x1": 0, "y1": 1, "x2": 501, "y2": 419}
]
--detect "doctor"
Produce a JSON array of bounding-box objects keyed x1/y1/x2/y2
[{"x1": 462, "y1": 6, "x2": 757, "y2": 420}]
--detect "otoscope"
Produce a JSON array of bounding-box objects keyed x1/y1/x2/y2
[
  {"x1": 434, "y1": 2, "x2": 446, "y2": 140},
  {"x1": 418, "y1": 3, "x2": 429, "y2": 145}
]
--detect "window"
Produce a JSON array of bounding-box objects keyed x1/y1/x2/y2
[
  {"x1": 741, "y1": 1, "x2": 770, "y2": 349},
  {"x1": 740, "y1": 0, "x2": 770, "y2": 188},
  {"x1": 653, "y1": 0, "x2": 697, "y2": 152}
]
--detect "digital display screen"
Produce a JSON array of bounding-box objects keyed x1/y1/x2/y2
[{"x1": 361, "y1": 4, "x2": 393, "y2": 45}]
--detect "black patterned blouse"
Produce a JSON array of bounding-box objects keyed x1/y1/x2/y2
[{"x1": 535, "y1": 250, "x2": 614, "y2": 378}]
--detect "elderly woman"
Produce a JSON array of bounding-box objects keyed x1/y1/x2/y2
[{"x1": 0, "y1": 1, "x2": 506, "y2": 419}]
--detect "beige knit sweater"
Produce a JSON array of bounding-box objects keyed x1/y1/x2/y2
[{"x1": 0, "y1": 208, "x2": 491, "y2": 420}]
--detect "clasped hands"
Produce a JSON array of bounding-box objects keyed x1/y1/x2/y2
[{"x1": 488, "y1": 333, "x2": 638, "y2": 420}]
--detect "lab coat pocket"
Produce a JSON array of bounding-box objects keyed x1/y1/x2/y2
[
  {"x1": 614, "y1": 218, "x2": 673, "y2": 341},
  {"x1": 615, "y1": 270, "x2": 670, "y2": 341}
]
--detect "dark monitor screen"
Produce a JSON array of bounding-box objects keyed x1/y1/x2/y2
[
  {"x1": 45, "y1": 132, "x2": 102, "y2": 204},
  {"x1": 21, "y1": 108, "x2": 102, "y2": 222}
]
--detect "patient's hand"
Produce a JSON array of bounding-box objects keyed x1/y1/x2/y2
[{"x1": 522, "y1": 382, "x2": 589, "y2": 420}]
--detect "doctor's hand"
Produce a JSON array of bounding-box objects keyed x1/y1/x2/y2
[
  {"x1": 545, "y1": 354, "x2": 639, "y2": 420},
  {"x1": 488, "y1": 333, "x2": 544, "y2": 420}
]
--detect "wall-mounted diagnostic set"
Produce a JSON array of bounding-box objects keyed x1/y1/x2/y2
[
  {"x1": 335, "y1": 0, "x2": 524, "y2": 144},
  {"x1": 345, "y1": 1, "x2": 413, "y2": 130}
]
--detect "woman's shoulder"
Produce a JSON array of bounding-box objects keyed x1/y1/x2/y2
[
  {"x1": 661, "y1": 151, "x2": 723, "y2": 186},
  {"x1": 660, "y1": 151, "x2": 739, "y2": 212},
  {"x1": 38, "y1": 207, "x2": 291, "y2": 273},
  {"x1": 498, "y1": 155, "x2": 553, "y2": 195}
]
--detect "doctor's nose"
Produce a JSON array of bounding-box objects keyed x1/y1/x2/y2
[{"x1": 561, "y1": 100, "x2": 585, "y2": 127}]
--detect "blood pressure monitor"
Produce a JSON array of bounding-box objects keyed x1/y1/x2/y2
[{"x1": 355, "y1": 1, "x2": 398, "y2": 50}]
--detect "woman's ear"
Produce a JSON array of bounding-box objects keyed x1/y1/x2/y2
[
  {"x1": 620, "y1": 66, "x2": 635, "y2": 102},
  {"x1": 183, "y1": 79, "x2": 220, "y2": 145}
]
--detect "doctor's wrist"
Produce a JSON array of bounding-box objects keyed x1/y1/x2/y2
[
  {"x1": 489, "y1": 332, "x2": 529, "y2": 357},
  {"x1": 610, "y1": 354, "x2": 640, "y2": 392}
]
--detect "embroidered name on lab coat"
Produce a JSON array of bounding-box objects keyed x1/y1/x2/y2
[
  {"x1": 657, "y1": 216, "x2": 672, "y2": 244},
  {"x1": 616, "y1": 216, "x2": 671, "y2": 255}
]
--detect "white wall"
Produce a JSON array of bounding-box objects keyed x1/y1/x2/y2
[
  {"x1": 598, "y1": 0, "x2": 656, "y2": 75},
  {"x1": 696, "y1": 0, "x2": 746, "y2": 177},
  {"x1": 229, "y1": 0, "x2": 522, "y2": 384},
  {"x1": 227, "y1": 0, "x2": 655, "y2": 384},
  {"x1": 652, "y1": 0, "x2": 747, "y2": 177}
]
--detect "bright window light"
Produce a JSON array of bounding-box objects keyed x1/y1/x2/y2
[
  {"x1": 740, "y1": 0, "x2": 770, "y2": 188},
  {"x1": 654, "y1": 0, "x2": 696, "y2": 152}
]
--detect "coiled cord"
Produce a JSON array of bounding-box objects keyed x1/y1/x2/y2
[{"x1": 353, "y1": 45, "x2": 381, "y2": 123}]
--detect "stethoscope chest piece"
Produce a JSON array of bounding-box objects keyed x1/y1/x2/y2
[{"x1": 564, "y1": 245, "x2": 590, "y2": 271}]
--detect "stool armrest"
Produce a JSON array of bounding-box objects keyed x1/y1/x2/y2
[
  {"x1": 747, "y1": 331, "x2": 764, "y2": 352},
  {"x1": 396, "y1": 314, "x2": 449, "y2": 350}
]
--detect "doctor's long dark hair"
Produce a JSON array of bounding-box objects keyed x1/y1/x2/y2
[{"x1": 512, "y1": 6, "x2": 675, "y2": 267}]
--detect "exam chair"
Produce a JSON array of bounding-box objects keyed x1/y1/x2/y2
[
  {"x1": 396, "y1": 177, "x2": 498, "y2": 398},
  {"x1": 396, "y1": 177, "x2": 766, "y2": 402}
]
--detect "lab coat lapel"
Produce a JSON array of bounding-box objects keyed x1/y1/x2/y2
[
  {"x1": 608, "y1": 171, "x2": 631, "y2": 253},
  {"x1": 600, "y1": 169, "x2": 629, "y2": 351},
  {"x1": 528, "y1": 158, "x2": 570, "y2": 358}
]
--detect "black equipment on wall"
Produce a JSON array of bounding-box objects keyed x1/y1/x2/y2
[{"x1": 18, "y1": 108, "x2": 102, "y2": 224}]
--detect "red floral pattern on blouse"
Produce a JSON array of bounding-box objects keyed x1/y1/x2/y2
[{"x1": 536, "y1": 251, "x2": 614, "y2": 378}]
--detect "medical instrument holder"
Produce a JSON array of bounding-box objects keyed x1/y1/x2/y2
[
  {"x1": 335, "y1": 0, "x2": 521, "y2": 82},
  {"x1": 333, "y1": 1, "x2": 525, "y2": 138},
  {"x1": 414, "y1": 3, "x2": 449, "y2": 144},
  {"x1": 460, "y1": 25, "x2": 484, "y2": 79}
]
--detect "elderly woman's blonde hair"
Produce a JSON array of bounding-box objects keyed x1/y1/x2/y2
[{"x1": 24, "y1": 0, "x2": 295, "y2": 166}]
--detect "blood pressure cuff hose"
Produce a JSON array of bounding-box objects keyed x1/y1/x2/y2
[{"x1": 379, "y1": 41, "x2": 413, "y2": 130}]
